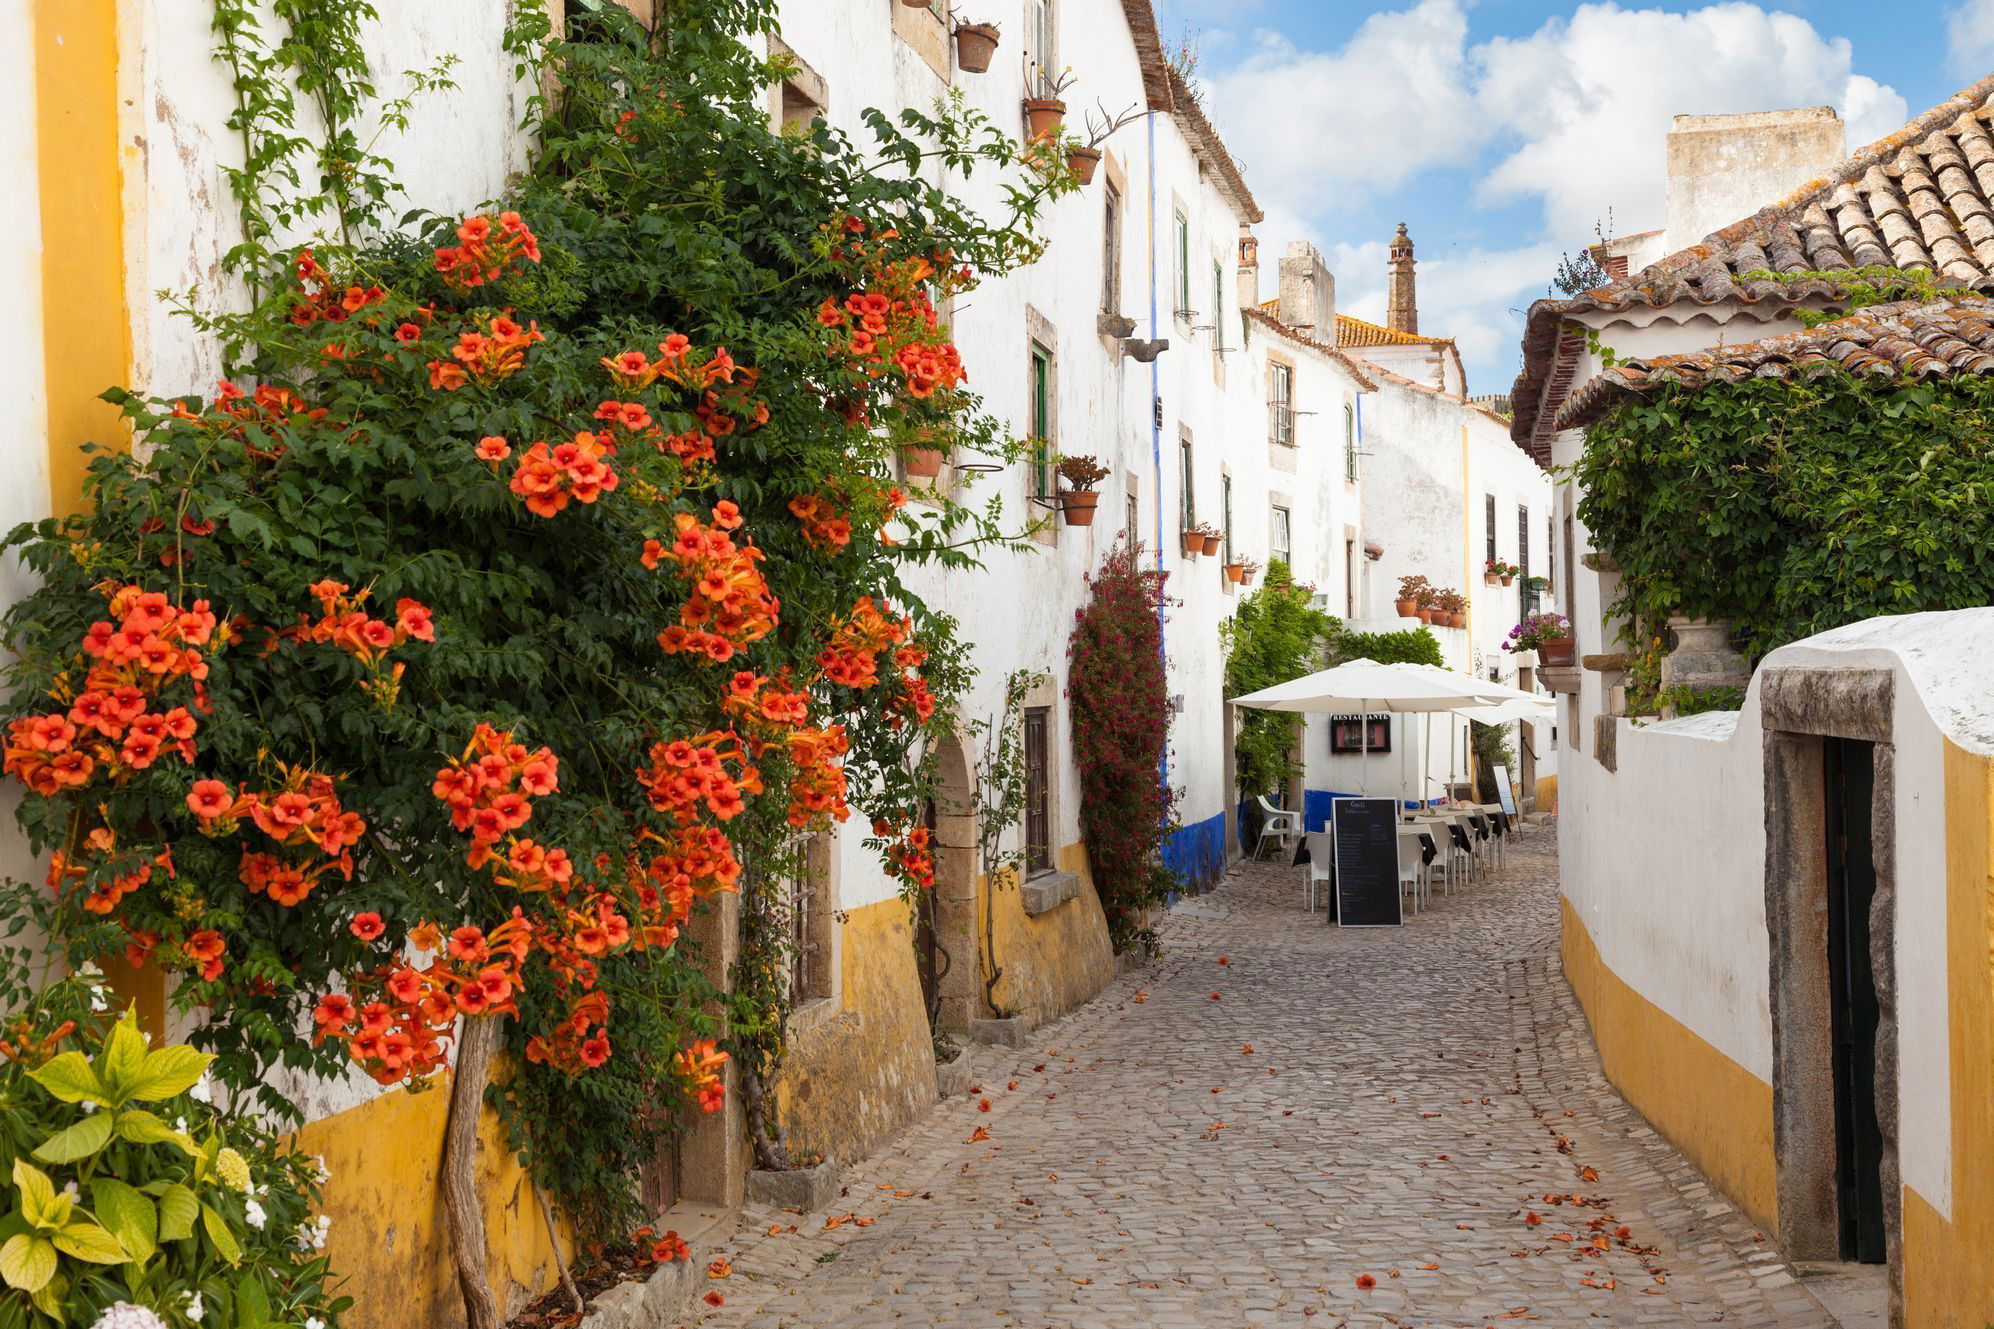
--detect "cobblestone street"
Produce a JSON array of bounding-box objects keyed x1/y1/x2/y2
[{"x1": 693, "y1": 827, "x2": 1842, "y2": 1328}]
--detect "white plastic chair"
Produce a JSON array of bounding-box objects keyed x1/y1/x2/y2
[
  {"x1": 1255, "y1": 795, "x2": 1300, "y2": 861},
  {"x1": 1396, "y1": 830, "x2": 1427, "y2": 914},
  {"x1": 1303, "y1": 831, "x2": 1333, "y2": 914}
]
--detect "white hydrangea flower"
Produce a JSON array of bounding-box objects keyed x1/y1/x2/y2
[
  {"x1": 80, "y1": 1100, "x2": 98, "y2": 1115},
  {"x1": 181, "y1": 1290, "x2": 203, "y2": 1323},
  {"x1": 243, "y1": 1197, "x2": 267, "y2": 1230},
  {"x1": 305, "y1": 1319, "x2": 326, "y2": 1329},
  {"x1": 61, "y1": 1182, "x2": 79, "y2": 1201},
  {"x1": 189, "y1": 1078, "x2": 212, "y2": 1104},
  {"x1": 174, "y1": 1116, "x2": 188, "y2": 1133},
  {"x1": 313, "y1": 1155, "x2": 330, "y2": 1184},
  {"x1": 89, "y1": 989, "x2": 109, "y2": 1013},
  {"x1": 87, "y1": 1303, "x2": 167, "y2": 1329}
]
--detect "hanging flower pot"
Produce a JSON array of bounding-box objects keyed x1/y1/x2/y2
[
  {"x1": 1224, "y1": 560, "x2": 1247, "y2": 584},
  {"x1": 1500, "y1": 574, "x2": 1514, "y2": 587},
  {"x1": 901, "y1": 0, "x2": 933, "y2": 7},
  {"x1": 1394, "y1": 596, "x2": 1419, "y2": 617},
  {"x1": 1538, "y1": 635, "x2": 1576, "y2": 668},
  {"x1": 1023, "y1": 98, "x2": 1066, "y2": 140},
  {"x1": 1200, "y1": 532, "x2": 1222, "y2": 556},
  {"x1": 1065, "y1": 146, "x2": 1103, "y2": 185},
  {"x1": 1180, "y1": 530, "x2": 1204, "y2": 557},
  {"x1": 901, "y1": 445, "x2": 945, "y2": 477},
  {"x1": 1059, "y1": 489, "x2": 1100, "y2": 526},
  {"x1": 1484, "y1": 571, "x2": 1500, "y2": 586},
  {"x1": 954, "y1": 22, "x2": 1001, "y2": 73}
]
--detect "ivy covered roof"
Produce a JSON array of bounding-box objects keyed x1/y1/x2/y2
[{"x1": 1558, "y1": 295, "x2": 1994, "y2": 429}]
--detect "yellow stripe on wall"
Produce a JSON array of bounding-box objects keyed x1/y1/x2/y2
[
  {"x1": 34, "y1": 0, "x2": 133, "y2": 518},
  {"x1": 1560, "y1": 897, "x2": 1779, "y2": 1232}
]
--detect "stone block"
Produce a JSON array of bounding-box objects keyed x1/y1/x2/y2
[
  {"x1": 935, "y1": 1051, "x2": 972, "y2": 1099},
  {"x1": 579, "y1": 1277, "x2": 647, "y2": 1329},
  {"x1": 747, "y1": 1157, "x2": 840, "y2": 1212},
  {"x1": 1115, "y1": 948, "x2": 1149, "y2": 977},
  {"x1": 1019, "y1": 870, "x2": 1079, "y2": 916},
  {"x1": 970, "y1": 1016, "x2": 1028, "y2": 1047}
]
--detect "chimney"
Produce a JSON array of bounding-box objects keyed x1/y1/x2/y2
[
  {"x1": 1386, "y1": 223, "x2": 1418, "y2": 335},
  {"x1": 1237, "y1": 230, "x2": 1261, "y2": 310},
  {"x1": 1277, "y1": 241, "x2": 1335, "y2": 342},
  {"x1": 1665, "y1": 107, "x2": 1844, "y2": 250}
]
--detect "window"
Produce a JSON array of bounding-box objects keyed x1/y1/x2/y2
[
  {"x1": 1269, "y1": 363, "x2": 1294, "y2": 445},
  {"x1": 1547, "y1": 512, "x2": 1556, "y2": 593},
  {"x1": 1030, "y1": 343, "x2": 1053, "y2": 498},
  {"x1": 1179, "y1": 437, "x2": 1195, "y2": 531},
  {"x1": 1174, "y1": 212, "x2": 1191, "y2": 316},
  {"x1": 1485, "y1": 494, "x2": 1498, "y2": 568},
  {"x1": 1024, "y1": 707, "x2": 1051, "y2": 875},
  {"x1": 1343, "y1": 401, "x2": 1358, "y2": 482},
  {"x1": 1101, "y1": 186, "x2": 1122, "y2": 314},
  {"x1": 1126, "y1": 491, "x2": 1139, "y2": 546},
  {"x1": 1212, "y1": 262, "x2": 1225, "y2": 348},
  {"x1": 1221, "y1": 474, "x2": 1234, "y2": 563},
  {"x1": 1344, "y1": 538, "x2": 1356, "y2": 617},
  {"x1": 777, "y1": 835, "x2": 830, "y2": 1004},
  {"x1": 1269, "y1": 505, "x2": 1291, "y2": 570},
  {"x1": 1517, "y1": 505, "x2": 1531, "y2": 583},
  {"x1": 1025, "y1": 0, "x2": 1057, "y2": 96}
]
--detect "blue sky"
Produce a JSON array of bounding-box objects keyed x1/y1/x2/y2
[{"x1": 1153, "y1": 0, "x2": 1982, "y2": 396}]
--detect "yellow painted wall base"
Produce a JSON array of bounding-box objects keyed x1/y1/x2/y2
[
  {"x1": 295, "y1": 1076, "x2": 566, "y2": 1329},
  {"x1": 1535, "y1": 773, "x2": 1559, "y2": 813},
  {"x1": 984, "y1": 841, "x2": 1116, "y2": 1028},
  {"x1": 1560, "y1": 897, "x2": 1779, "y2": 1233},
  {"x1": 1900, "y1": 744, "x2": 1994, "y2": 1328},
  {"x1": 777, "y1": 896, "x2": 939, "y2": 1167}
]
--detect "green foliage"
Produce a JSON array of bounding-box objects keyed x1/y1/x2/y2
[
  {"x1": 1221, "y1": 562, "x2": 1336, "y2": 801},
  {"x1": 1737, "y1": 266, "x2": 1951, "y2": 329},
  {"x1": 0, "y1": 978, "x2": 344, "y2": 1328},
  {"x1": 1573, "y1": 375, "x2": 1994, "y2": 661},
  {"x1": 1471, "y1": 722, "x2": 1514, "y2": 803},
  {"x1": 1329, "y1": 627, "x2": 1442, "y2": 668},
  {"x1": 1069, "y1": 544, "x2": 1178, "y2": 956},
  {"x1": 1652, "y1": 684, "x2": 1746, "y2": 718}
]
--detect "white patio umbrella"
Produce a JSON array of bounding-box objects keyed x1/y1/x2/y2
[
  {"x1": 1231, "y1": 659, "x2": 1507, "y2": 800},
  {"x1": 1392, "y1": 665, "x2": 1551, "y2": 804}
]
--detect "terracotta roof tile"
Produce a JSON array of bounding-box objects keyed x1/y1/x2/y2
[
  {"x1": 1511, "y1": 73, "x2": 1994, "y2": 455},
  {"x1": 1555, "y1": 296, "x2": 1994, "y2": 430},
  {"x1": 1118, "y1": 0, "x2": 1175, "y2": 112},
  {"x1": 1334, "y1": 313, "x2": 1455, "y2": 349},
  {"x1": 1165, "y1": 65, "x2": 1261, "y2": 223},
  {"x1": 1242, "y1": 307, "x2": 1376, "y2": 389}
]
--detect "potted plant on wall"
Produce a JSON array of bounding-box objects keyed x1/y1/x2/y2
[
  {"x1": 1198, "y1": 524, "x2": 1223, "y2": 557},
  {"x1": 1056, "y1": 453, "x2": 1109, "y2": 526},
  {"x1": 1181, "y1": 526, "x2": 1206, "y2": 557},
  {"x1": 1395, "y1": 574, "x2": 1428, "y2": 618},
  {"x1": 1485, "y1": 559, "x2": 1519, "y2": 586},
  {"x1": 1025, "y1": 67, "x2": 1076, "y2": 140},
  {"x1": 1237, "y1": 558, "x2": 1260, "y2": 587},
  {"x1": 901, "y1": 428, "x2": 947, "y2": 478},
  {"x1": 954, "y1": 19, "x2": 1001, "y2": 72},
  {"x1": 1064, "y1": 101, "x2": 1143, "y2": 186},
  {"x1": 1436, "y1": 588, "x2": 1467, "y2": 628},
  {"x1": 1506, "y1": 611, "x2": 1573, "y2": 666},
  {"x1": 1414, "y1": 585, "x2": 1440, "y2": 625},
  {"x1": 1224, "y1": 555, "x2": 1248, "y2": 584}
]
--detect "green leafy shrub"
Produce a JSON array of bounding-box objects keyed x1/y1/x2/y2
[
  {"x1": 1573, "y1": 375, "x2": 1994, "y2": 661},
  {"x1": 1220, "y1": 562, "x2": 1337, "y2": 802},
  {"x1": 0, "y1": 977, "x2": 341, "y2": 1329},
  {"x1": 1329, "y1": 627, "x2": 1442, "y2": 668}
]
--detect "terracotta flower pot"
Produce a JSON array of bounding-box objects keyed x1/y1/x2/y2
[
  {"x1": 1451, "y1": 612, "x2": 1467, "y2": 629},
  {"x1": 901, "y1": 0, "x2": 932, "y2": 6},
  {"x1": 1224, "y1": 561, "x2": 1246, "y2": 584},
  {"x1": 902, "y1": 446, "x2": 944, "y2": 477},
  {"x1": 1023, "y1": 98, "x2": 1066, "y2": 140},
  {"x1": 1484, "y1": 572, "x2": 1499, "y2": 586},
  {"x1": 1394, "y1": 597, "x2": 1419, "y2": 617},
  {"x1": 1059, "y1": 489, "x2": 1100, "y2": 526},
  {"x1": 1417, "y1": 608, "x2": 1436, "y2": 625},
  {"x1": 954, "y1": 23, "x2": 1000, "y2": 73},
  {"x1": 1180, "y1": 531, "x2": 1203, "y2": 556},
  {"x1": 1500, "y1": 575, "x2": 1514, "y2": 587},
  {"x1": 1241, "y1": 569, "x2": 1257, "y2": 587},
  {"x1": 1201, "y1": 533, "x2": 1222, "y2": 556},
  {"x1": 1538, "y1": 636, "x2": 1575, "y2": 668},
  {"x1": 1065, "y1": 146, "x2": 1102, "y2": 185}
]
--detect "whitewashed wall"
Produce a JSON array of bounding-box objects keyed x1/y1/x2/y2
[{"x1": 1559, "y1": 609, "x2": 1994, "y2": 1218}]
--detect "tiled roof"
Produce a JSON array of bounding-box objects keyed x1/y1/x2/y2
[
  {"x1": 1242, "y1": 307, "x2": 1377, "y2": 390},
  {"x1": 1512, "y1": 72, "x2": 1994, "y2": 455},
  {"x1": 1165, "y1": 65, "x2": 1261, "y2": 223},
  {"x1": 1119, "y1": 0, "x2": 1175, "y2": 112},
  {"x1": 1335, "y1": 313, "x2": 1454, "y2": 349},
  {"x1": 1557, "y1": 296, "x2": 1994, "y2": 430}
]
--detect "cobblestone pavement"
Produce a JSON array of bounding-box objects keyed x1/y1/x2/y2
[{"x1": 690, "y1": 827, "x2": 1840, "y2": 1328}]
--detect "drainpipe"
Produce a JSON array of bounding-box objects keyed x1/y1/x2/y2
[{"x1": 1147, "y1": 109, "x2": 1167, "y2": 796}]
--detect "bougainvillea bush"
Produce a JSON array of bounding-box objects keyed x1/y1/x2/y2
[
  {"x1": 1066, "y1": 542, "x2": 1178, "y2": 953},
  {"x1": 0, "y1": 0, "x2": 1069, "y2": 1299}
]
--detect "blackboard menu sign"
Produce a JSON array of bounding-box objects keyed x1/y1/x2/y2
[{"x1": 1332, "y1": 797, "x2": 1404, "y2": 928}]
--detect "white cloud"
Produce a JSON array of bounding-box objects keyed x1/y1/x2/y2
[
  {"x1": 1201, "y1": 0, "x2": 1484, "y2": 206},
  {"x1": 1474, "y1": 4, "x2": 1908, "y2": 238},
  {"x1": 1948, "y1": 1, "x2": 1994, "y2": 80}
]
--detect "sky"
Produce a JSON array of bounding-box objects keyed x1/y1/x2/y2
[{"x1": 1152, "y1": 0, "x2": 1979, "y2": 397}]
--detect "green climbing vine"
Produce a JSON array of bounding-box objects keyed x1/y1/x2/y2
[{"x1": 1738, "y1": 265, "x2": 1953, "y2": 328}]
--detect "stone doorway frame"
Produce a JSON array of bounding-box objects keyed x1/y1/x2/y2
[
  {"x1": 928, "y1": 734, "x2": 981, "y2": 1033},
  {"x1": 1760, "y1": 667, "x2": 1902, "y2": 1321}
]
